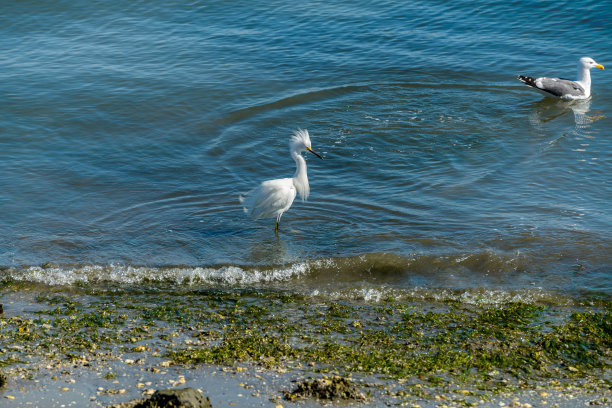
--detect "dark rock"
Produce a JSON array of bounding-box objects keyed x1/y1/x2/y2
[
  {"x1": 283, "y1": 376, "x2": 366, "y2": 402},
  {"x1": 134, "y1": 388, "x2": 213, "y2": 408}
]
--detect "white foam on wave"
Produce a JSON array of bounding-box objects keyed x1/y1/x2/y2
[
  {"x1": 316, "y1": 286, "x2": 560, "y2": 305},
  {"x1": 4, "y1": 262, "x2": 312, "y2": 286}
]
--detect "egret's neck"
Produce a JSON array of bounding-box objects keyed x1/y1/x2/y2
[
  {"x1": 292, "y1": 152, "x2": 309, "y2": 201},
  {"x1": 576, "y1": 64, "x2": 592, "y2": 93}
]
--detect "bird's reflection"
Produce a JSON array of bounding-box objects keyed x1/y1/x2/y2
[
  {"x1": 246, "y1": 233, "x2": 292, "y2": 265},
  {"x1": 528, "y1": 97, "x2": 603, "y2": 129},
  {"x1": 570, "y1": 99, "x2": 603, "y2": 130}
]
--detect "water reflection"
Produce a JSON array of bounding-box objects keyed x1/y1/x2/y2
[
  {"x1": 528, "y1": 98, "x2": 603, "y2": 129},
  {"x1": 246, "y1": 233, "x2": 292, "y2": 265},
  {"x1": 570, "y1": 99, "x2": 596, "y2": 130}
]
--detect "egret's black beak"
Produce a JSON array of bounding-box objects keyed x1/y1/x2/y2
[{"x1": 306, "y1": 147, "x2": 323, "y2": 159}]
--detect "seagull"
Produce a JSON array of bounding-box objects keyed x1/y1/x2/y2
[
  {"x1": 240, "y1": 129, "x2": 323, "y2": 233},
  {"x1": 517, "y1": 57, "x2": 604, "y2": 100}
]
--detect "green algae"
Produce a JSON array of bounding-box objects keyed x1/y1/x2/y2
[
  {"x1": 160, "y1": 295, "x2": 610, "y2": 391},
  {"x1": 0, "y1": 289, "x2": 610, "y2": 402}
]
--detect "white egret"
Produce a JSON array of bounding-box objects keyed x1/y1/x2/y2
[
  {"x1": 517, "y1": 57, "x2": 604, "y2": 100},
  {"x1": 240, "y1": 129, "x2": 323, "y2": 232}
]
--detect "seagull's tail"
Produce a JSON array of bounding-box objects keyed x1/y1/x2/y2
[{"x1": 517, "y1": 75, "x2": 537, "y2": 88}]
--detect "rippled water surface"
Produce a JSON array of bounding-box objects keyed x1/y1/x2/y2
[{"x1": 1, "y1": 0, "x2": 611, "y2": 300}]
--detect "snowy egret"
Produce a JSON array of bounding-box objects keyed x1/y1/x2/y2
[
  {"x1": 240, "y1": 129, "x2": 323, "y2": 233},
  {"x1": 517, "y1": 57, "x2": 604, "y2": 99}
]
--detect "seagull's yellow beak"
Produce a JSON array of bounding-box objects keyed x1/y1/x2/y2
[
  {"x1": 595, "y1": 63, "x2": 604, "y2": 70},
  {"x1": 306, "y1": 147, "x2": 323, "y2": 159}
]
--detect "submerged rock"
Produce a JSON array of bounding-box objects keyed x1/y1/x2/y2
[{"x1": 283, "y1": 376, "x2": 366, "y2": 402}]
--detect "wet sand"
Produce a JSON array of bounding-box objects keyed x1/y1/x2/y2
[{"x1": 2, "y1": 359, "x2": 609, "y2": 407}]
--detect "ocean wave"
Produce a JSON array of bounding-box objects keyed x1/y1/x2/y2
[
  {"x1": 0, "y1": 250, "x2": 532, "y2": 287},
  {"x1": 1, "y1": 251, "x2": 603, "y2": 306},
  {"x1": 0, "y1": 262, "x2": 312, "y2": 286}
]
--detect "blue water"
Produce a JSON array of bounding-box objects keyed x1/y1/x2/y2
[{"x1": 1, "y1": 0, "x2": 610, "y2": 300}]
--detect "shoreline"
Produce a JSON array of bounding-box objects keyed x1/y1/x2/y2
[
  {"x1": 0, "y1": 287, "x2": 609, "y2": 407},
  {"x1": 3, "y1": 359, "x2": 610, "y2": 407}
]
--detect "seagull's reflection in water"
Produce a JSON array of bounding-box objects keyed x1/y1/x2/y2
[
  {"x1": 527, "y1": 98, "x2": 606, "y2": 153},
  {"x1": 528, "y1": 98, "x2": 605, "y2": 130}
]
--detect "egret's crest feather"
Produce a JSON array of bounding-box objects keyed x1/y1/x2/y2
[{"x1": 290, "y1": 128, "x2": 311, "y2": 149}]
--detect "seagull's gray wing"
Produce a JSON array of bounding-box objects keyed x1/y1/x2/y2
[{"x1": 535, "y1": 77, "x2": 585, "y2": 98}]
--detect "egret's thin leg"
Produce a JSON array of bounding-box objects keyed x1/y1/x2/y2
[{"x1": 275, "y1": 214, "x2": 281, "y2": 233}]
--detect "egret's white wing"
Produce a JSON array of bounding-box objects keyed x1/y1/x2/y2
[{"x1": 243, "y1": 178, "x2": 296, "y2": 220}]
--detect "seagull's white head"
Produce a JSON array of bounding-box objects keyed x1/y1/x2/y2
[
  {"x1": 290, "y1": 129, "x2": 323, "y2": 159},
  {"x1": 580, "y1": 57, "x2": 604, "y2": 70}
]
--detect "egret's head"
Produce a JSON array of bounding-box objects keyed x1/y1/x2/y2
[
  {"x1": 580, "y1": 57, "x2": 604, "y2": 70},
  {"x1": 290, "y1": 129, "x2": 323, "y2": 159}
]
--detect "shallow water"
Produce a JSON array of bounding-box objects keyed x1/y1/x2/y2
[{"x1": 1, "y1": 0, "x2": 611, "y2": 301}]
